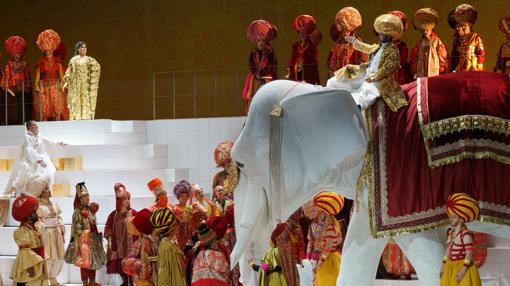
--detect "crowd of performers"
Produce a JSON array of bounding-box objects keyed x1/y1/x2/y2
[
  {"x1": 3, "y1": 119, "x2": 486, "y2": 286},
  {"x1": 242, "y1": 4, "x2": 510, "y2": 112},
  {"x1": 0, "y1": 29, "x2": 100, "y2": 125}
]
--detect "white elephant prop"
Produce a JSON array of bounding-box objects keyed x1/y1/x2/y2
[{"x1": 230, "y1": 79, "x2": 510, "y2": 286}]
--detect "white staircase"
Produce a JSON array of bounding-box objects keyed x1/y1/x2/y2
[{"x1": 0, "y1": 118, "x2": 244, "y2": 285}]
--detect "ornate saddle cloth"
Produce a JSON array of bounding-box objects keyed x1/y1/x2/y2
[{"x1": 365, "y1": 72, "x2": 510, "y2": 237}]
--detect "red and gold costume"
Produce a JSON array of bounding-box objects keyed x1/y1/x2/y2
[
  {"x1": 105, "y1": 183, "x2": 136, "y2": 285},
  {"x1": 409, "y1": 8, "x2": 448, "y2": 78},
  {"x1": 173, "y1": 179, "x2": 193, "y2": 250},
  {"x1": 440, "y1": 193, "x2": 481, "y2": 286},
  {"x1": 3, "y1": 36, "x2": 32, "y2": 124},
  {"x1": 327, "y1": 7, "x2": 367, "y2": 77},
  {"x1": 10, "y1": 195, "x2": 47, "y2": 286},
  {"x1": 212, "y1": 141, "x2": 238, "y2": 199},
  {"x1": 191, "y1": 223, "x2": 231, "y2": 286},
  {"x1": 33, "y1": 30, "x2": 68, "y2": 121},
  {"x1": 287, "y1": 15, "x2": 321, "y2": 85},
  {"x1": 312, "y1": 192, "x2": 344, "y2": 286},
  {"x1": 495, "y1": 17, "x2": 510, "y2": 74},
  {"x1": 122, "y1": 209, "x2": 158, "y2": 286},
  {"x1": 388, "y1": 11, "x2": 413, "y2": 84},
  {"x1": 64, "y1": 183, "x2": 106, "y2": 286},
  {"x1": 242, "y1": 20, "x2": 278, "y2": 112},
  {"x1": 448, "y1": 4, "x2": 485, "y2": 72}
]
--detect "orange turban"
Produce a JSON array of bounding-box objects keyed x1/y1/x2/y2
[
  {"x1": 335, "y1": 7, "x2": 362, "y2": 32},
  {"x1": 446, "y1": 193, "x2": 480, "y2": 223},
  {"x1": 147, "y1": 178, "x2": 165, "y2": 196},
  {"x1": 36, "y1": 29, "x2": 61, "y2": 52},
  {"x1": 313, "y1": 191, "x2": 344, "y2": 216}
]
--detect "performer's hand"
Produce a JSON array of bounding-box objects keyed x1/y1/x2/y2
[
  {"x1": 456, "y1": 267, "x2": 467, "y2": 282},
  {"x1": 27, "y1": 267, "x2": 35, "y2": 277},
  {"x1": 35, "y1": 85, "x2": 40, "y2": 92},
  {"x1": 344, "y1": 36, "x2": 356, "y2": 44}
]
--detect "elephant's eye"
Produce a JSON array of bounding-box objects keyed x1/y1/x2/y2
[{"x1": 236, "y1": 161, "x2": 245, "y2": 168}]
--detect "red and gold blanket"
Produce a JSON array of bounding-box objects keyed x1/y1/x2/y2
[{"x1": 366, "y1": 72, "x2": 510, "y2": 237}]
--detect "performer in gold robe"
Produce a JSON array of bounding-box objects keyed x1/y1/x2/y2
[
  {"x1": 10, "y1": 195, "x2": 48, "y2": 286},
  {"x1": 329, "y1": 14, "x2": 407, "y2": 112},
  {"x1": 150, "y1": 207, "x2": 186, "y2": 286},
  {"x1": 63, "y1": 41, "x2": 101, "y2": 120}
]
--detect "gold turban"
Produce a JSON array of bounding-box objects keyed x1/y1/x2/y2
[
  {"x1": 374, "y1": 14, "x2": 403, "y2": 40},
  {"x1": 413, "y1": 8, "x2": 439, "y2": 30}
]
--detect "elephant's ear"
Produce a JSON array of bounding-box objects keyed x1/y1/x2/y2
[{"x1": 271, "y1": 89, "x2": 368, "y2": 219}]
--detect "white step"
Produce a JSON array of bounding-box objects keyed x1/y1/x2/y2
[{"x1": 0, "y1": 120, "x2": 148, "y2": 147}]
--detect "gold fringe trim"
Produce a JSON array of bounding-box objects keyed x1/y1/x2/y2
[{"x1": 422, "y1": 114, "x2": 510, "y2": 140}]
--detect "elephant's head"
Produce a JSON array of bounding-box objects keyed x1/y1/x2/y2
[{"x1": 230, "y1": 80, "x2": 368, "y2": 280}]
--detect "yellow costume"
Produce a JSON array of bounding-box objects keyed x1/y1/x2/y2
[
  {"x1": 150, "y1": 207, "x2": 186, "y2": 286},
  {"x1": 156, "y1": 237, "x2": 186, "y2": 286},
  {"x1": 64, "y1": 55, "x2": 101, "y2": 120},
  {"x1": 10, "y1": 224, "x2": 48, "y2": 286},
  {"x1": 258, "y1": 247, "x2": 287, "y2": 286}
]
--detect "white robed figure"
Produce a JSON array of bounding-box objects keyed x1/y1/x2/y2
[{"x1": 3, "y1": 121, "x2": 65, "y2": 197}]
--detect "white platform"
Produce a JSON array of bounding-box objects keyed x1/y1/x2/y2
[{"x1": 0, "y1": 118, "x2": 509, "y2": 286}]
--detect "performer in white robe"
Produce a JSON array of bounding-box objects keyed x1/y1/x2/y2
[
  {"x1": 28, "y1": 175, "x2": 66, "y2": 286},
  {"x1": 3, "y1": 120, "x2": 65, "y2": 196}
]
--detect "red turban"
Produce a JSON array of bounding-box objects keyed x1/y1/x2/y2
[
  {"x1": 294, "y1": 15, "x2": 317, "y2": 35},
  {"x1": 132, "y1": 208, "x2": 154, "y2": 235},
  {"x1": 388, "y1": 10, "x2": 409, "y2": 31},
  {"x1": 4, "y1": 36, "x2": 27, "y2": 57},
  {"x1": 12, "y1": 195, "x2": 39, "y2": 222},
  {"x1": 206, "y1": 216, "x2": 229, "y2": 239},
  {"x1": 246, "y1": 20, "x2": 277, "y2": 44},
  {"x1": 36, "y1": 29, "x2": 61, "y2": 52}
]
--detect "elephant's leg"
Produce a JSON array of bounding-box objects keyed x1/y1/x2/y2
[
  {"x1": 337, "y1": 202, "x2": 389, "y2": 286},
  {"x1": 393, "y1": 231, "x2": 445, "y2": 286}
]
